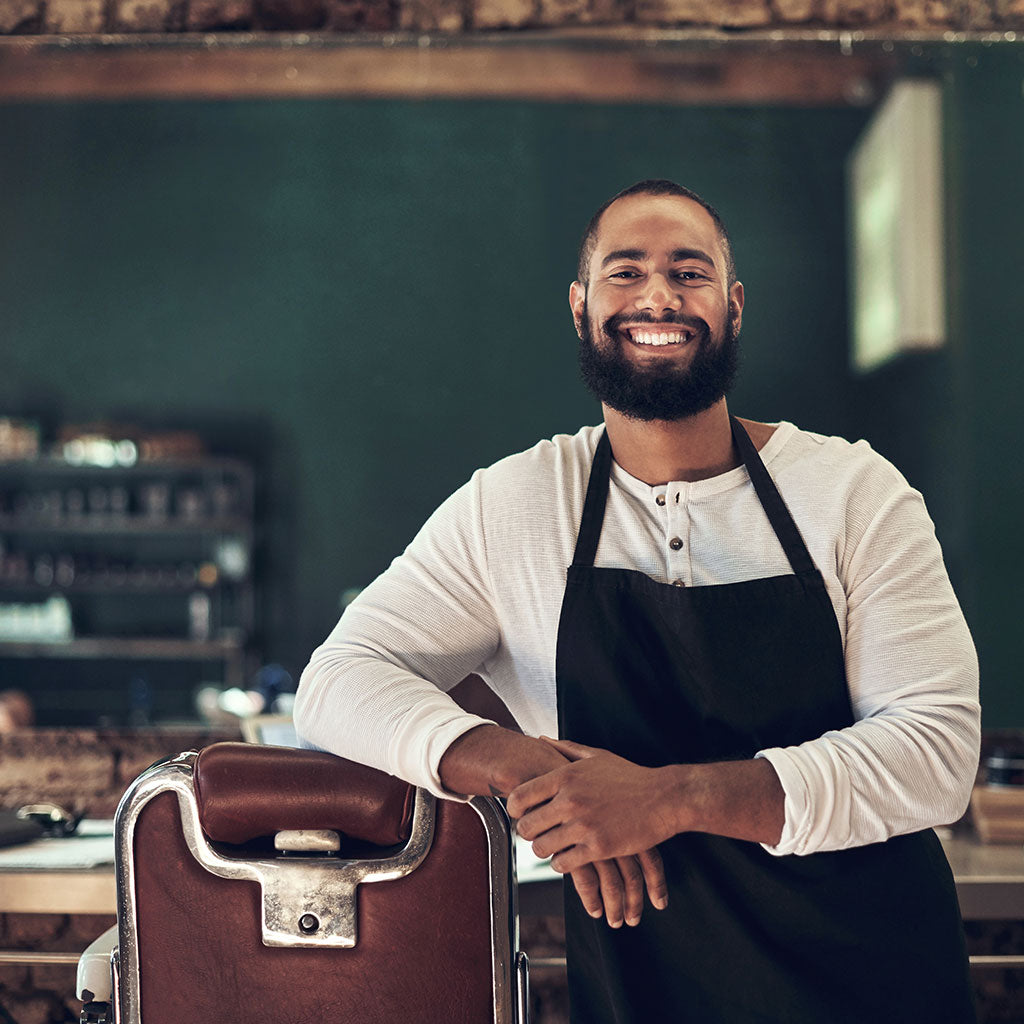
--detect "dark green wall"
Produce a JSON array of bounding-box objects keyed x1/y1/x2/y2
[
  {"x1": 0, "y1": 96, "x2": 869, "y2": 720},
  {"x1": 1, "y1": 53, "x2": 1017, "y2": 725}
]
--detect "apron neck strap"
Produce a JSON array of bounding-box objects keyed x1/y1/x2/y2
[
  {"x1": 729, "y1": 416, "x2": 815, "y2": 576},
  {"x1": 572, "y1": 420, "x2": 816, "y2": 576},
  {"x1": 572, "y1": 428, "x2": 613, "y2": 568}
]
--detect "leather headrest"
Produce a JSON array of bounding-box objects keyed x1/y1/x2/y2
[{"x1": 193, "y1": 742, "x2": 415, "y2": 846}]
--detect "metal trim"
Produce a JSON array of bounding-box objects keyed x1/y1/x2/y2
[
  {"x1": 110, "y1": 947, "x2": 121, "y2": 1024},
  {"x1": 468, "y1": 795, "x2": 522, "y2": 1023}
]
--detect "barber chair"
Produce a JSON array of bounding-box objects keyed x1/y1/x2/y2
[{"x1": 77, "y1": 742, "x2": 530, "y2": 1023}]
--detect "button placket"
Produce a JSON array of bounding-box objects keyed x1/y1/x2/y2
[{"x1": 665, "y1": 486, "x2": 691, "y2": 586}]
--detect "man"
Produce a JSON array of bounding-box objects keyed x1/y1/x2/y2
[{"x1": 296, "y1": 180, "x2": 980, "y2": 1022}]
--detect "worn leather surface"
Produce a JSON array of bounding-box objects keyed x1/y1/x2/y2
[
  {"x1": 194, "y1": 742, "x2": 414, "y2": 845},
  {"x1": 133, "y1": 783, "x2": 495, "y2": 1022}
]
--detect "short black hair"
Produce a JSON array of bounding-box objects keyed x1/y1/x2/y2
[{"x1": 575, "y1": 179, "x2": 736, "y2": 287}]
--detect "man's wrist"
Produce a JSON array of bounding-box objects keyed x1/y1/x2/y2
[
  {"x1": 439, "y1": 725, "x2": 568, "y2": 798},
  {"x1": 661, "y1": 763, "x2": 701, "y2": 835},
  {"x1": 659, "y1": 759, "x2": 785, "y2": 845},
  {"x1": 438, "y1": 723, "x2": 503, "y2": 796}
]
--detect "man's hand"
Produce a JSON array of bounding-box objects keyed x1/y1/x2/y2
[
  {"x1": 439, "y1": 725, "x2": 667, "y2": 927},
  {"x1": 508, "y1": 736, "x2": 787, "y2": 870},
  {"x1": 566, "y1": 850, "x2": 667, "y2": 928},
  {"x1": 507, "y1": 737, "x2": 681, "y2": 874}
]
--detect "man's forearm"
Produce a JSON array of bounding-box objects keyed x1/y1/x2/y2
[
  {"x1": 663, "y1": 757, "x2": 785, "y2": 847},
  {"x1": 510, "y1": 741, "x2": 786, "y2": 871},
  {"x1": 438, "y1": 723, "x2": 569, "y2": 797}
]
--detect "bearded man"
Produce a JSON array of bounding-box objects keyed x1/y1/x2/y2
[{"x1": 296, "y1": 180, "x2": 979, "y2": 1023}]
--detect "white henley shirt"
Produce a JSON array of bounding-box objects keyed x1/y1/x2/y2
[{"x1": 295, "y1": 420, "x2": 980, "y2": 857}]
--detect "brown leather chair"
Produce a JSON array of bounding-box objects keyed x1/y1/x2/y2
[{"x1": 78, "y1": 742, "x2": 529, "y2": 1023}]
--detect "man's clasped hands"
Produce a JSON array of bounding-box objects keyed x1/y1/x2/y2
[{"x1": 503, "y1": 736, "x2": 681, "y2": 930}]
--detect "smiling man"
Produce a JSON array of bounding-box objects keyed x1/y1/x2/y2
[{"x1": 296, "y1": 180, "x2": 980, "y2": 1023}]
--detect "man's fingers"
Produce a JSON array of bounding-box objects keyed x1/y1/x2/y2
[
  {"x1": 539, "y1": 736, "x2": 598, "y2": 761},
  {"x1": 532, "y1": 824, "x2": 574, "y2": 862},
  {"x1": 638, "y1": 847, "x2": 668, "y2": 910},
  {"x1": 615, "y1": 855, "x2": 645, "y2": 926},
  {"x1": 570, "y1": 864, "x2": 604, "y2": 920},
  {"x1": 569, "y1": 854, "x2": 667, "y2": 928},
  {"x1": 516, "y1": 801, "x2": 562, "y2": 842},
  {"x1": 592, "y1": 859, "x2": 625, "y2": 928},
  {"x1": 506, "y1": 771, "x2": 561, "y2": 820}
]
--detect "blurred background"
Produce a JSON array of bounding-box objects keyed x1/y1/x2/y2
[
  {"x1": 1, "y1": 17, "x2": 1023, "y2": 1023},
  {"x1": 2, "y1": 40, "x2": 1021, "y2": 727}
]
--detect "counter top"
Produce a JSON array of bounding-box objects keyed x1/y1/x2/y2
[{"x1": 1, "y1": 832, "x2": 1021, "y2": 920}]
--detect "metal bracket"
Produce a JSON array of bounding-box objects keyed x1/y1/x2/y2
[
  {"x1": 177, "y1": 775, "x2": 436, "y2": 948},
  {"x1": 117, "y1": 753, "x2": 436, "y2": 950}
]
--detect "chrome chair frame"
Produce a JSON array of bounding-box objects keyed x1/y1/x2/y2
[{"x1": 84, "y1": 750, "x2": 529, "y2": 1023}]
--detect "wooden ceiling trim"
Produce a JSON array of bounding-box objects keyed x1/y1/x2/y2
[{"x1": 0, "y1": 36, "x2": 902, "y2": 104}]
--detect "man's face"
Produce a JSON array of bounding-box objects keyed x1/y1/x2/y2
[{"x1": 570, "y1": 193, "x2": 744, "y2": 422}]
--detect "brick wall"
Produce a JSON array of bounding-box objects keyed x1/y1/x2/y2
[
  {"x1": 0, "y1": 0, "x2": 1022, "y2": 35},
  {"x1": 0, "y1": 726, "x2": 240, "y2": 819}
]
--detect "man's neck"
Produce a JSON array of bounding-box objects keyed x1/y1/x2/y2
[{"x1": 602, "y1": 399, "x2": 738, "y2": 485}]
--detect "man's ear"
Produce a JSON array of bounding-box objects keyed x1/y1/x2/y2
[
  {"x1": 569, "y1": 280, "x2": 585, "y2": 339},
  {"x1": 729, "y1": 280, "x2": 745, "y2": 334}
]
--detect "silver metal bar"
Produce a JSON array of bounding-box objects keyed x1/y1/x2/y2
[
  {"x1": 527, "y1": 956, "x2": 567, "y2": 971},
  {"x1": 0, "y1": 950, "x2": 83, "y2": 965},
  {"x1": 468, "y1": 795, "x2": 520, "y2": 1024},
  {"x1": 969, "y1": 955, "x2": 1024, "y2": 968}
]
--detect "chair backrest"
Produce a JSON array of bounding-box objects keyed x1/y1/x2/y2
[{"x1": 112, "y1": 742, "x2": 528, "y2": 1024}]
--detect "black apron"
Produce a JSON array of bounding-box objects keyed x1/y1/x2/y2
[{"x1": 555, "y1": 418, "x2": 975, "y2": 1024}]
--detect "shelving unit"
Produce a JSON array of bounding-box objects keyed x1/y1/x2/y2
[{"x1": 0, "y1": 456, "x2": 257, "y2": 723}]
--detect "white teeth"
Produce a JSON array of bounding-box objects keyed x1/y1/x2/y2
[{"x1": 631, "y1": 331, "x2": 684, "y2": 346}]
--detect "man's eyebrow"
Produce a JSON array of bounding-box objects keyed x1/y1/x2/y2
[
  {"x1": 600, "y1": 248, "x2": 647, "y2": 267},
  {"x1": 599, "y1": 247, "x2": 718, "y2": 269},
  {"x1": 670, "y1": 248, "x2": 717, "y2": 268}
]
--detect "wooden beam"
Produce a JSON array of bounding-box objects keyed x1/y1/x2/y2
[{"x1": 0, "y1": 34, "x2": 898, "y2": 104}]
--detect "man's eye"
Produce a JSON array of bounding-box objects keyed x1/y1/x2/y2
[
  {"x1": 675, "y1": 270, "x2": 708, "y2": 281},
  {"x1": 609, "y1": 269, "x2": 640, "y2": 279}
]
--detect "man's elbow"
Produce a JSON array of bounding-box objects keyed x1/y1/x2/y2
[
  {"x1": 292, "y1": 656, "x2": 328, "y2": 747},
  {"x1": 931, "y1": 702, "x2": 981, "y2": 825}
]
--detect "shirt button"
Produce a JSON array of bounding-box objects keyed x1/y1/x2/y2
[
  {"x1": 656, "y1": 494, "x2": 666, "y2": 506},
  {"x1": 669, "y1": 537, "x2": 683, "y2": 551}
]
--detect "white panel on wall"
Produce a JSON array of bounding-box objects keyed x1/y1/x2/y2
[{"x1": 849, "y1": 79, "x2": 946, "y2": 373}]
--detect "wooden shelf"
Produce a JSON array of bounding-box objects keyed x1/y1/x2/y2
[
  {"x1": 0, "y1": 580, "x2": 242, "y2": 595},
  {"x1": 0, "y1": 515, "x2": 251, "y2": 536},
  {"x1": 0, "y1": 636, "x2": 243, "y2": 659}
]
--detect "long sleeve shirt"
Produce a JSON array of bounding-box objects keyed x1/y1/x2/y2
[{"x1": 294, "y1": 420, "x2": 980, "y2": 857}]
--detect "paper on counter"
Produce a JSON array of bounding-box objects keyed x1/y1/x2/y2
[{"x1": 0, "y1": 820, "x2": 114, "y2": 870}]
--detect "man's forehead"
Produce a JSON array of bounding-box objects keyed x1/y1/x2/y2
[{"x1": 592, "y1": 193, "x2": 722, "y2": 264}]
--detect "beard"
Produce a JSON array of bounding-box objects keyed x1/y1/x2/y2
[{"x1": 577, "y1": 301, "x2": 740, "y2": 422}]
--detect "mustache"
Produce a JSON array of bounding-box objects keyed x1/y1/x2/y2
[{"x1": 602, "y1": 310, "x2": 711, "y2": 336}]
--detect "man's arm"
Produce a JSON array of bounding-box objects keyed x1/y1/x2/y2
[
  {"x1": 757, "y1": 477, "x2": 979, "y2": 856},
  {"x1": 508, "y1": 739, "x2": 784, "y2": 872},
  {"x1": 295, "y1": 473, "x2": 667, "y2": 925},
  {"x1": 441, "y1": 724, "x2": 669, "y2": 928}
]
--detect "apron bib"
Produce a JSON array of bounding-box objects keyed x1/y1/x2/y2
[{"x1": 555, "y1": 418, "x2": 975, "y2": 1023}]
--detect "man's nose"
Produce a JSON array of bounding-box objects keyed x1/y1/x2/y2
[{"x1": 635, "y1": 272, "x2": 682, "y2": 313}]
